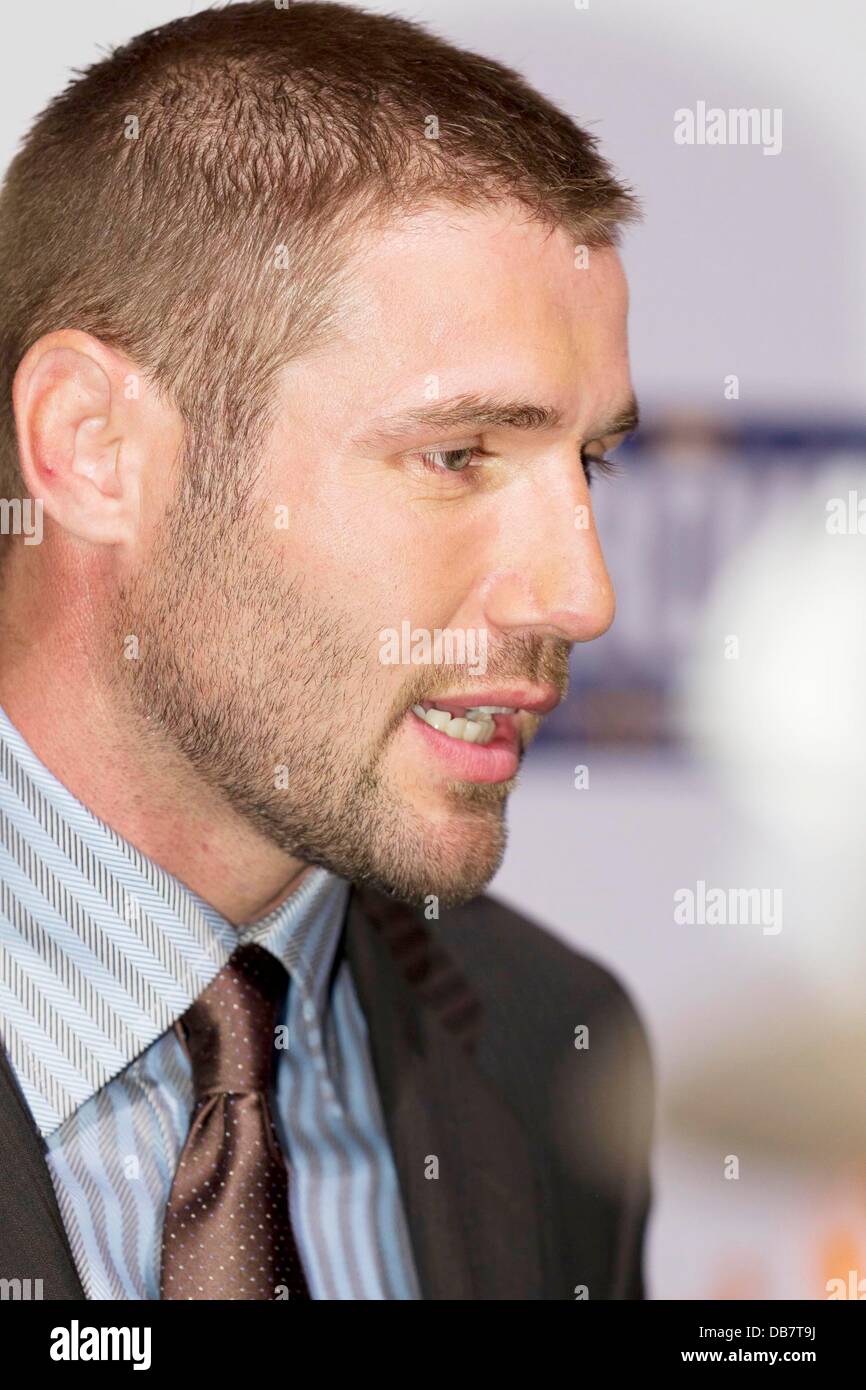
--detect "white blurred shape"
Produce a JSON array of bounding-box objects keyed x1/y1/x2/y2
[{"x1": 681, "y1": 455, "x2": 866, "y2": 1002}]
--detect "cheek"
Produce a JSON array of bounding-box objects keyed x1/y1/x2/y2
[{"x1": 265, "y1": 459, "x2": 483, "y2": 644}]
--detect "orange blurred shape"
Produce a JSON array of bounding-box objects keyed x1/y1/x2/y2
[{"x1": 821, "y1": 1228, "x2": 863, "y2": 1300}]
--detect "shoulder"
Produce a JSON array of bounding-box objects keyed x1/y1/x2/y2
[
  {"x1": 428, "y1": 892, "x2": 654, "y2": 1166},
  {"x1": 430, "y1": 891, "x2": 650, "y2": 1056},
  {"x1": 349, "y1": 881, "x2": 653, "y2": 1125}
]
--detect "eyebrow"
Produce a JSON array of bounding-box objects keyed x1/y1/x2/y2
[{"x1": 352, "y1": 392, "x2": 640, "y2": 449}]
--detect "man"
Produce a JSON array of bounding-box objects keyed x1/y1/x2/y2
[{"x1": 0, "y1": 1, "x2": 653, "y2": 1299}]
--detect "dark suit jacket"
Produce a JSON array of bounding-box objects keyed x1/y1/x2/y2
[{"x1": 0, "y1": 883, "x2": 654, "y2": 1300}]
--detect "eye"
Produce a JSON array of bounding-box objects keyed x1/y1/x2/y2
[
  {"x1": 580, "y1": 446, "x2": 622, "y2": 486},
  {"x1": 414, "y1": 445, "x2": 487, "y2": 475}
]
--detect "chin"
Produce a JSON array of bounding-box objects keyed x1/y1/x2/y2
[
  {"x1": 364, "y1": 868, "x2": 496, "y2": 913},
  {"x1": 367, "y1": 814, "x2": 507, "y2": 912}
]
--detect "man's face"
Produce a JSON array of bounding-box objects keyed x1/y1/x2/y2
[{"x1": 119, "y1": 202, "x2": 634, "y2": 907}]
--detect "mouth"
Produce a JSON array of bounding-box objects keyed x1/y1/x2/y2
[
  {"x1": 411, "y1": 701, "x2": 511, "y2": 745},
  {"x1": 404, "y1": 687, "x2": 561, "y2": 784}
]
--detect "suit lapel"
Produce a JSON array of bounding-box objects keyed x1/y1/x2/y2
[
  {"x1": 345, "y1": 884, "x2": 545, "y2": 1299},
  {"x1": 0, "y1": 1043, "x2": 84, "y2": 1298}
]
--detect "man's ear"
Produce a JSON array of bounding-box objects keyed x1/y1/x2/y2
[{"x1": 12, "y1": 329, "x2": 145, "y2": 548}]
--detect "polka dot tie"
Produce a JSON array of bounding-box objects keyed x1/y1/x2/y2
[{"x1": 160, "y1": 943, "x2": 311, "y2": 1300}]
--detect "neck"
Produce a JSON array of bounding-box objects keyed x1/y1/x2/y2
[{"x1": 0, "y1": 560, "x2": 309, "y2": 926}]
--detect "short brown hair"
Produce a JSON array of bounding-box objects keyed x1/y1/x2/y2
[{"x1": 0, "y1": 0, "x2": 637, "y2": 517}]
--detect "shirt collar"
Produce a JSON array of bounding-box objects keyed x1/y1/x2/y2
[{"x1": 0, "y1": 701, "x2": 349, "y2": 1137}]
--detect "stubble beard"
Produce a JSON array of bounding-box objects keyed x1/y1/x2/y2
[{"x1": 111, "y1": 492, "x2": 513, "y2": 909}]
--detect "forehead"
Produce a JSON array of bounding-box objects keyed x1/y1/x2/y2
[{"x1": 285, "y1": 201, "x2": 631, "y2": 433}]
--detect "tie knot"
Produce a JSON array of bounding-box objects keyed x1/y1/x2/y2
[{"x1": 180, "y1": 943, "x2": 288, "y2": 1096}]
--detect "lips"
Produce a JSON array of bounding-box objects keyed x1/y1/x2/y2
[
  {"x1": 415, "y1": 685, "x2": 562, "y2": 717},
  {"x1": 407, "y1": 707, "x2": 520, "y2": 782},
  {"x1": 404, "y1": 685, "x2": 562, "y2": 782}
]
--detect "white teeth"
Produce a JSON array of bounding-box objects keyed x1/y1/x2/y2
[
  {"x1": 411, "y1": 704, "x2": 497, "y2": 745},
  {"x1": 465, "y1": 705, "x2": 515, "y2": 716}
]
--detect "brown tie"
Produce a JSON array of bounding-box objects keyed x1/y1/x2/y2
[{"x1": 160, "y1": 942, "x2": 311, "y2": 1300}]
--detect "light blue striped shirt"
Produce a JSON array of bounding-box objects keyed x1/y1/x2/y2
[{"x1": 0, "y1": 703, "x2": 420, "y2": 1299}]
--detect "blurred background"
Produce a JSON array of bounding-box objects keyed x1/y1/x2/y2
[{"x1": 3, "y1": 0, "x2": 865, "y2": 1300}]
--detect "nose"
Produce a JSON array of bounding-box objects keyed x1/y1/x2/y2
[{"x1": 479, "y1": 470, "x2": 616, "y2": 644}]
